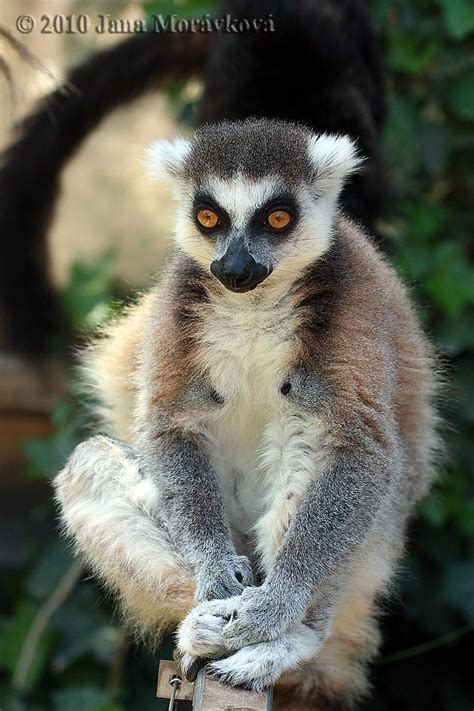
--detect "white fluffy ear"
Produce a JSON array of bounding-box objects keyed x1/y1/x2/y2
[
  {"x1": 143, "y1": 137, "x2": 191, "y2": 182},
  {"x1": 307, "y1": 133, "x2": 363, "y2": 194}
]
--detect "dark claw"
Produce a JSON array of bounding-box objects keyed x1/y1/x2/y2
[
  {"x1": 184, "y1": 657, "x2": 208, "y2": 682},
  {"x1": 223, "y1": 608, "x2": 238, "y2": 623}
]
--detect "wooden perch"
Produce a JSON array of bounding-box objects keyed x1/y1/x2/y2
[{"x1": 157, "y1": 659, "x2": 273, "y2": 710}]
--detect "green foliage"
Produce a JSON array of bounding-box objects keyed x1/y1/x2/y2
[
  {"x1": 144, "y1": 0, "x2": 217, "y2": 19},
  {"x1": 145, "y1": 0, "x2": 217, "y2": 124},
  {"x1": 23, "y1": 400, "x2": 89, "y2": 480},
  {"x1": 1, "y1": 0, "x2": 473, "y2": 708},
  {"x1": 367, "y1": 0, "x2": 474, "y2": 706},
  {"x1": 61, "y1": 250, "x2": 118, "y2": 332},
  {"x1": 434, "y1": 0, "x2": 474, "y2": 40}
]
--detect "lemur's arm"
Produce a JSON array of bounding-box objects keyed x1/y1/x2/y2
[
  {"x1": 138, "y1": 428, "x2": 254, "y2": 601},
  {"x1": 222, "y1": 439, "x2": 390, "y2": 647}
]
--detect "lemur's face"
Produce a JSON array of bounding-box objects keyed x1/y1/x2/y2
[{"x1": 145, "y1": 119, "x2": 360, "y2": 292}]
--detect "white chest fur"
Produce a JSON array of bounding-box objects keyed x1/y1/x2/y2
[{"x1": 194, "y1": 288, "x2": 324, "y2": 566}]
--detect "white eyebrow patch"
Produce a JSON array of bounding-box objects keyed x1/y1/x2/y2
[{"x1": 204, "y1": 174, "x2": 281, "y2": 227}]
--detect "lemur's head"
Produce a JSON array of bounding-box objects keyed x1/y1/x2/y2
[{"x1": 145, "y1": 119, "x2": 360, "y2": 293}]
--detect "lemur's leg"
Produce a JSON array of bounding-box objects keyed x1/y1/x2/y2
[{"x1": 53, "y1": 435, "x2": 195, "y2": 641}]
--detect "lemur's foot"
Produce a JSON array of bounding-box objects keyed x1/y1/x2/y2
[
  {"x1": 55, "y1": 435, "x2": 160, "y2": 514},
  {"x1": 55, "y1": 435, "x2": 134, "y2": 492},
  {"x1": 207, "y1": 625, "x2": 321, "y2": 692},
  {"x1": 177, "y1": 597, "x2": 240, "y2": 659}
]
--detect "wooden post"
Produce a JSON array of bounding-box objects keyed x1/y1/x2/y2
[
  {"x1": 157, "y1": 660, "x2": 194, "y2": 705},
  {"x1": 193, "y1": 666, "x2": 273, "y2": 710},
  {"x1": 157, "y1": 660, "x2": 273, "y2": 710}
]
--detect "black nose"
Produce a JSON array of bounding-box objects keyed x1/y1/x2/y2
[{"x1": 210, "y1": 239, "x2": 270, "y2": 292}]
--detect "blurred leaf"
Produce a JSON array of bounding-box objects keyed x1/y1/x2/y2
[
  {"x1": 23, "y1": 424, "x2": 82, "y2": 480},
  {"x1": 457, "y1": 499, "x2": 474, "y2": 536},
  {"x1": 420, "y1": 123, "x2": 451, "y2": 175},
  {"x1": 435, "y1": 311, "x2": 474, "y2": 354},
  {"x1": 420, "y1": 468, "x2": 474, "y2": 545},
  {"x1": 0, "y1": 688, "x2": 29, "y2": 711},
  {"x1": 61, "y1": 251, "x2": 117, "y2": 331},
  {"x1": 26, "y1": 541, "x2": 74, "y2": 601},
  {"x1": 420, "y1": 494, "x2": 449, "y2": 527},
  {"x1": 388, "y1": 34, "x2": 439, "y2": 73},
  {"x1": 51, "y1": 583, "x2": 119, "y2": 674},
  {"x1": 385, "y1": 96, "x2": 421, "y2": 178},
  {"x1": 425, "y1": 242, "x2": 474, "y2": 316},
  {"x1": 23, "y1": 397, "x2": 89, "y2": 479},
  {"x1": 52, "y1": 625, "x2": 122, "y2": 673},
  {"x1": 435, "y1": 0, "x2": 474, "y2": 39},
  {"x1": 52, "y1": 686, "x2": 109, "y2": 711},
  {"x1": 440, "y1": 561, "x2": 474, "y2": 618},
  {"x1": 449, "y1": 72, "x2": 474, "y2": 120}
]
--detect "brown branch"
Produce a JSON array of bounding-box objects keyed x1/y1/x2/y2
[
  {"x1": 106, "y1": 629, "x2": 130, "y2": 704},
  {"x1": 12, "y1": 561, "x2": 83, "y2": 692}
]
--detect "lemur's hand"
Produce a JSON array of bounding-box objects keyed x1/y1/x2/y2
[
  {"x1": 222, "y1": 584, "x2": 296, "y2": 647},
  {"x1": 195, "y1": 554, "x2": 254, "y2": 602}
]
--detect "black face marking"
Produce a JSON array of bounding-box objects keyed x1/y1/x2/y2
[
  {"x1": 249, "y1": 193, "x2": 300, "y2": 241},
  {"x1": 280, "y1": 381, "x2": 292, "y2": 396},
  {"x1": 192, "y1": 192, "x2": 231, "y2": 237},
  {"x1": 191, "y1": 184, "x2": 302, "y2": 294}
]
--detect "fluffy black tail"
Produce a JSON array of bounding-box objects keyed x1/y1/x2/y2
[
  {"x1": 0, "y1": 32, "x2": 210, "y2": 357},
  {"x1": 200, "y1": 0, "x2": 388, "y2": 233},
  {"x1": 0, "y1": 0, "x2": 387, "y2": 358}
]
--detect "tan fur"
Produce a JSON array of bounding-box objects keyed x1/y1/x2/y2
[
  {"x1": 82, "y1": 291, "x2": 156, "y2": 441},
  {"x1": 54, "y1": 435, "x2": 196, "y2": 643}
]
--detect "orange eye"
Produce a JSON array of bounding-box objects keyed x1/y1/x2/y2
[
  {"x1": 197, "y1": 208, "x2": 219, "y2": 229},
  {"x1": 267, "y1": 210, "x2": 291, "y2": 230}
]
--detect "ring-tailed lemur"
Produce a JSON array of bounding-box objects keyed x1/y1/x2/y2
[{"x1": 54, "y1": 119, "x2": 437, "y2": 709}]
